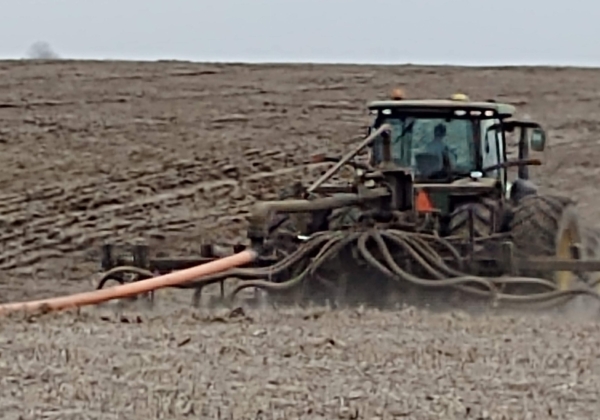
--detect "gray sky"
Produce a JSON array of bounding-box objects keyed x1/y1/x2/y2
[{"x1": 4, "y1": 0, "x2": 600, "y2": 66}]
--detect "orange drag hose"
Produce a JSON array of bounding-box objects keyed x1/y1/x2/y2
[{"x1": 0, "y1": 249, "x2": 258, "y2": 316}]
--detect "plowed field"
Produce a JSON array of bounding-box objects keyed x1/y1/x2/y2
[{"x1": 1, "y1": 61, "x2": 600, "y2": 419}]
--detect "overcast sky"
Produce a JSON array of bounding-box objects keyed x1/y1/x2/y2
[{"x1": 4, "y1": 0, "x2": 599, "y2": 66}]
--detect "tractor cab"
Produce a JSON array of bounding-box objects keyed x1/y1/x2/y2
[{"x1": 366, "y1": 91, "x2": 547, "y2": 196}]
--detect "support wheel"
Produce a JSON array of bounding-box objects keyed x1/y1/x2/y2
[{"x1": 508, "y1": 194, "x2": 584, "y2": 290}]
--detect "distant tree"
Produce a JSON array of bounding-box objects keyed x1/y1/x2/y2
[{"x1": 26, "y1": 41, "x2": 60, "y2": 59}]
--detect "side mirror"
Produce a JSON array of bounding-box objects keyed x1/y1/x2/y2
[{"x1": 530, "y1": 128, "x2": 546, "y2": 152}]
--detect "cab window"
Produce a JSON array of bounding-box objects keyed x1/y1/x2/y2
[{"x1": 371, "y1": 115, "x2": 477, "y2": 176}]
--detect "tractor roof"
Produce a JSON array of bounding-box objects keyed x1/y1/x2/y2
[{"x1": 367, "y1": 95, "x2": 516, "y2": 118}]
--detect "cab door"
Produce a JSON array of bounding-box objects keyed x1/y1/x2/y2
[{"x1": 481, "y1": 119, "x2": 506, "y2": 184}]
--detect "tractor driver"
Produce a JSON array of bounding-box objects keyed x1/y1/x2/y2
[{"x1": 420, "y1": 123, "x2": 457, "y2": 175}]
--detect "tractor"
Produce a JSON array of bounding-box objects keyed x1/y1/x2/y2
[{"x1": 97, "y1": 92, "x2": 600, "y2": 311}]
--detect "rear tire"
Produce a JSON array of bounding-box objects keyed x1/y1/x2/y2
[
  {"x1": 448, "y1": 198, "x2": 502, "y2": 238},
  {"x1": 508, "y1": 194, "x2": 584, "y2": 290}
]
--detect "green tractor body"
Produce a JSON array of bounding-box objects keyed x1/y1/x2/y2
[{"x1": 364, "y1": 95, "x2": 547, "y2": 236}]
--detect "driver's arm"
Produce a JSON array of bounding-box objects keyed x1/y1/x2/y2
[{"x1": 443, "y1": 145, "x2": 458, "y2": 165}]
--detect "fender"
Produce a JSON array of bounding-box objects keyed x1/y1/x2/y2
[{"x1": 508, "y1": 178, "x2": 538, "y2": 204}]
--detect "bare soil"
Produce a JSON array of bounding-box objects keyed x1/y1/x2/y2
[{"x1": 1, "y1": 61, "x2": 600, "y2": 418}]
